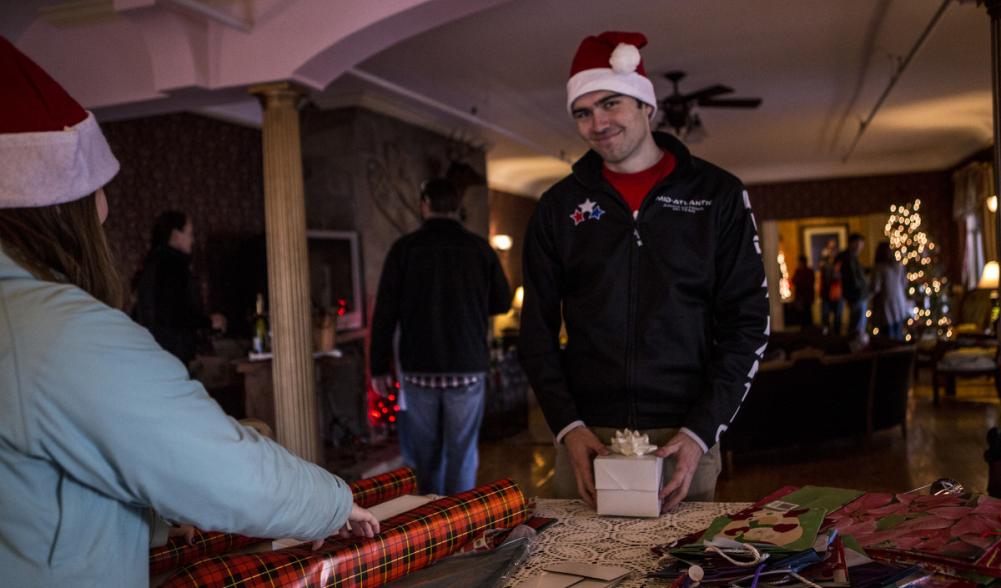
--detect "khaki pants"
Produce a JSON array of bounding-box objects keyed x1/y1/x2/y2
[{"x1": 553, "y1": 426, "x2": 722, "y2": 502}]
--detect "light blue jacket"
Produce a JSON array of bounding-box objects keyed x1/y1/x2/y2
[{"x1": 0, "y1": 249, "x2": 353, "y2": 586}]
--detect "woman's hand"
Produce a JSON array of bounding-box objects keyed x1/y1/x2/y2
[
  {"x1": 168, "y1": 524, "x2": 196, "y2": 545},
  {"x1": 338, "y1": 503, "x2": 380, "y2": 539}
]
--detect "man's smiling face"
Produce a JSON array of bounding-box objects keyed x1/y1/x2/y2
[{"x1": 571, "y1": 90, "x2": 654, "y2": 167}]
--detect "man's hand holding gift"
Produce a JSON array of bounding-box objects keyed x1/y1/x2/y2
[
  {"x1": 655, "y1": 432, "x2": 704, "y2": 512},
  {"x1": 564, "y1": 427, "x2": 610, "y2": 508}
]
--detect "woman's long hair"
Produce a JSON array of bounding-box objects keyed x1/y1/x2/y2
[
  {"x1": 0, "y1": 193, "x2": 123, "y2": 309},
  {"x1": 874, "y1": 241, "x2": 893, "y2": 265}
]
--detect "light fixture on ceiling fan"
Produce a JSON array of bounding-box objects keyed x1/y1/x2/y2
[{"x1": 656, "y1": 71, "x2": 762, "y2": 142}]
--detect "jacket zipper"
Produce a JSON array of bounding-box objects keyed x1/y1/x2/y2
[
  {"x1": 626, "y1": 214, "x2": 640, "y2": 429},
  {"x1": 598, "y1": 182, "x2": 664, "y2": 430},
  {"x1": 625, "y1": 187, "x2": 663, "y2": 428}
]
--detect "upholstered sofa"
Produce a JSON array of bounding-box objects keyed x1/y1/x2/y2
[{"x1": 722, "y1": 332, "x2": 915, "y2": 466}]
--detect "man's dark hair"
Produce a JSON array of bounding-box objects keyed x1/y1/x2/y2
[
  {"x1": 150, "y1": 210, "x2": 188, "y2": 250},
  {"x1": 421, "y1": 179, "x2": 461, "y2": 214},
  {"x1": 848, "y1": 233, "x2": 864, "y2": 245}
]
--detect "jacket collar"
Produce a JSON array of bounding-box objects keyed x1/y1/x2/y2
[
  {"x1": 571, "y1": 131, "x2": 694, "y2": 191},
  {"x1": 0, "y1": 246, "x2": 36, "y2": 281},
  {"x1": 422, "y1": 217, "x2": 463, "y2": 230}
]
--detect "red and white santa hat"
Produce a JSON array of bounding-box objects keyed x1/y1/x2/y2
[
  {"x1": 0, "y1": 37, "x2": 119, "y2": 209},
  {"x1": 566, "y1": 31, "x2": 657, "y2": 118}
]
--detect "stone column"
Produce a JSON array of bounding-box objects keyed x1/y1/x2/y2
[{"x1": 249, "y1": 82, "x2": 320, "y2": 463}]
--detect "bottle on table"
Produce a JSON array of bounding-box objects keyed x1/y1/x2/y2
[{"x1": 252, "y1": 293, "x2": 269, "y2": 354}]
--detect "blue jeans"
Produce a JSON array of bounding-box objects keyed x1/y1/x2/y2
[
  {"x1": 885, "y1": 321, "x2": 904, "y2": 341},
  {"x1": 822, "y1": 299, "x2": 843, "y2": 334},
  {"x1": 848, "y1": 299, "x2": 868, "y2": 337},
  {"x1": 398, "y1": 377, "x2": 486, "y2": 495}
]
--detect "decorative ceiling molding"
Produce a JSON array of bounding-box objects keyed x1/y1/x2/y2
[
  {"x1": 166, "y1": 0, "x2": 252, "y2": 32},
  {"x1": 38, "y1": 0, "x2": 118, "y2": 27}
]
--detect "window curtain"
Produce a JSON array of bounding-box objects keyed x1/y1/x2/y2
[{"x1": 952, "y1": 162, "x2": 994, "y2": 289}]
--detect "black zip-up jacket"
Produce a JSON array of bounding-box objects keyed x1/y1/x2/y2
[
  {"x1": 370, "y1": 218, "x2": 511, "y2": 376},
  {"x1": 519, "y1": 132, "x2": 769, "y2": 450}
]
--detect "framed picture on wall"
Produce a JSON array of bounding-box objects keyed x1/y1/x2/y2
[
  {"x1": 801, "y1": 224, "x2": 849, "y2": 270},
  {"x1": 306, "y1": 230, "x2": 364, "y2": 331}
]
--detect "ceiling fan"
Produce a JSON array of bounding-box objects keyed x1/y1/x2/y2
[{"x1": 656, "y1": 71, "x2": 762, "y2": 141}]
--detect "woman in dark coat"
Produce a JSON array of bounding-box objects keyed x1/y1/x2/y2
[{"x1": 133, "y1": 211, "x2": 225, "y2": 366}]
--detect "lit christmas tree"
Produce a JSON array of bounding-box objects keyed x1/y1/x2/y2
[
  {"x1": 777, "y1": 249, "x2": 793, "y2": 302},
  {"x1": 883, "y1": 199, "x2": 951, "y2": 341}
]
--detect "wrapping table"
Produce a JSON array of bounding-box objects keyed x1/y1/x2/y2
[{"x1": 501, "y1": 499, "x2": 749, "y2": 588}]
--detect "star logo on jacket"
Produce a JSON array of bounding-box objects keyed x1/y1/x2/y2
[{"x1": 570, "y1": 198, "x2": 605, "y2": 226}]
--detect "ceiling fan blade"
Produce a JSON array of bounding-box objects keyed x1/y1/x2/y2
[
  {"x1": 698, "y1": 97, "x2": 762, "y2": 108},
  {"x1": 681, "y1": 84, "x2": 733, "y2": 102}
]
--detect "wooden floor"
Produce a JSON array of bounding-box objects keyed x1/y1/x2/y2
[{"x1": 477, "y1": 372, "x2": 1000, "y2": 502}]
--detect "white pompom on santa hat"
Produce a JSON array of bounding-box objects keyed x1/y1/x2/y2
[
  {"x1": 0, "y1": 36, "x2": 119, "y2": 209},
  {"x1": 566, "y1": 31, "x2": 657, "y2": 118}
]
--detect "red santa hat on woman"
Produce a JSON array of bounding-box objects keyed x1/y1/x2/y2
[
  {"x1": 566, "y1": 31, "x2": 657, "y2": 118},
  {"x1": 0, "y1": 37, "x2": 119, "y2": 209}
]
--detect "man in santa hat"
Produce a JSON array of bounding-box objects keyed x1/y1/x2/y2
[
  {"x1": 519, "y1": 31, "x2": 769, "y2": 511},
  {"x1": 0, "y1": 37, "x2": 377, "y2": 585}
]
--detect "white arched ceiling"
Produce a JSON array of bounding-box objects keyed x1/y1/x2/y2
[{"x1": 13, "y1": 0, "x2": 513, "y2": 114}]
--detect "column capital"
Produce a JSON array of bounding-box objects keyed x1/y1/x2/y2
[{"x1": 248, "y1": 81, "x2": 310, "y2": 109}]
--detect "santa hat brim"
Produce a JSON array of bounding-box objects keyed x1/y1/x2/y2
[
  {"x1": 566, "y1": 68, "x2": 658, "y2": 118},
  {"x1": 0, "y1": 111, "x2": 119, "y2": 208}
]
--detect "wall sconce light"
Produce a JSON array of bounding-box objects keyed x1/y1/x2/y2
[
  {"x1": 989, "y1": 195, "x2": 998, "y2": 213},
  {"x1": 980, "y1": 261, "x2": 1000, "y2": 290},
  {"x1": 490, "y1": 234, "x2": 513, "y2": 251},
  {"x1": 512, "y1": 286, "x2": 524, "y2": 312}
]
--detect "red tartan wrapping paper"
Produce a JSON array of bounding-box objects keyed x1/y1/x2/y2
[
  {"x1": 160, "y1": 478, "x2": 528, "y2": 587},
  {"x1": 151, "y1": 531, "x2": 266, "y2": 576},
  {"x1": 150, "y1": 467, "x2": 418, "y2": 576},
  {"x1": 348, "y1": 467, "x2": 418, "y2": 509}
]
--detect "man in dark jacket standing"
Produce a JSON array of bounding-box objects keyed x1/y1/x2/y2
[
  {"x1": 520, "y1": 31, "x2": 769, "y2": 511},
  {"x1": 370, "y1": 179, "x2": 511, "y2": 495},
  {"x1": 836, "y1": 233, "x2": 868, "y2": 337}
]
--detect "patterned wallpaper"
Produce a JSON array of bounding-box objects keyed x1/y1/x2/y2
[
  {"x1": 100, "y1": 113, "x2": 266, "y2": 332},
  {"x1": 748, "y1": 170, "x2": 959, "y2": 279}
]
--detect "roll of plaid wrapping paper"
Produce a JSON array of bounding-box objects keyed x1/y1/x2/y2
[
  {"x1": 159, "y1": 478, "x2": 527, "y2": 587},
  {"x1": 150, "y1": 467, "x2": 418, "y2": 576}
]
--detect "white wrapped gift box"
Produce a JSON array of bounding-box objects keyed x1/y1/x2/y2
[{"x1": 594, "y1": 453, "x2": 663, "y2": 517}]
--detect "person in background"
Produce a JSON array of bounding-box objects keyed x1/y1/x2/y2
[
  {"x1": 870, "y1": 241, "x2": 910, "y2": 340},
  {"x1": 836, "y1": 233, "x2": 869, "y2": 338},
  {"x1": 519, "y1": 31, "x2": 769, "y2": 512},
  {"x1": 133, "y1": 209, "x2": 227, "y2": 367},
  {"x1": 792, "y1": 254, "x2": 815, "y2": 330},
  {"x1": 0, "y1": 37, "x2": 378, "y2": 586},
  {"x1": 369, "y1": 179, "x2": 511, "y2": 495},
  {"x1": 819, "y1": 239, "x2": 843, "y2": 334}
]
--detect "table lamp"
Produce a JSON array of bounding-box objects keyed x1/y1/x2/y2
[
  {"x1": 979, "y1": 261, "x2": 999, "y2": 290},
  {"x1": 979, "y1": 261, "x2": 1000, "y2": 332},
  {"x1": 512, "y1": 286, "x2": 524, "y2": 314}
]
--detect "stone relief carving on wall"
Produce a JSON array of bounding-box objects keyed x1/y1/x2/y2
[{"x1": 366, "y1": 141, "x2": 421, "y2": 236}]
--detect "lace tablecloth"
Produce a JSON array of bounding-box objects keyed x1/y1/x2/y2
[{"x1": 503, "y1": 499, "x2": 751, "y2": 587}]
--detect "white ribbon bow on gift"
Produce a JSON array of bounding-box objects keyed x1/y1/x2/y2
[{"x1": 608, "y1": 429, "x2": 657, "y2": 456}]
